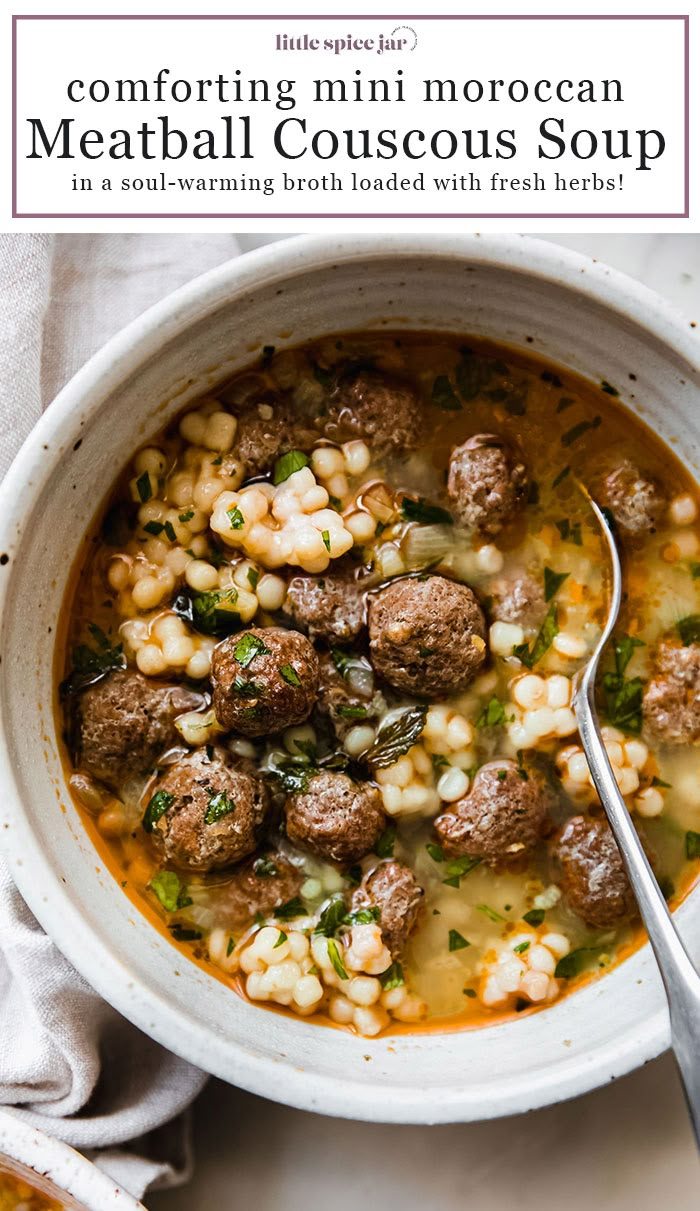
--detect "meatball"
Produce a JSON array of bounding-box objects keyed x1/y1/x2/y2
[
  {"x1": 551, "y1": 815, "x2": 637, "y2": 929},
  {"x1": 232, "y1": 398, "x2": 316, "y2": 476},
  {"x1": 324, "y1": 369, "x2": 423, "y2": 454},
  {"x1": 75, "y1": 669, "x2": 203, "y2": 786},
  {"x1": 285, "y1": 771, "x2": 385, "y2": 864},
  {"x1": 434, "y1": 760, "x2": 549, "y2": 864},
  {"x1": 600, "y1": 460, "x2": 665, "y2": 537},
  {"x1": 352, "y1": 861, "x2": 424, "y2": 958},
  {"x1": 218, "y1": 853, "x2": 303, "y2": 927},
  {"x1": 282, "y1": 568, "x2": 367, "y2": 644},
  {"x1": 145, "y1": 747, "x2": 269, "y2": 872},
  {"x1": 490, "y1": 574, "x2": 546, "y2": 630},
  {"x1": 211, "y1": 627, "x2": 319, "y2": 737},
  {"x1": 643, "y1": 642, "x2": 700, "y2": 745},
  {"x1": 316, "y1": 653, "x2": 384, "y2": 742},
  {"x1": 367, "y1": 575, "x2": 487, "y2": 697},
  {"x1": 447, "y1": 434, "x2": 529, "y2": 535}
]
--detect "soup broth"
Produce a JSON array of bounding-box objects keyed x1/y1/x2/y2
[{"x1": 57, "y1": 332, "x2": 700, "y2": 1038}]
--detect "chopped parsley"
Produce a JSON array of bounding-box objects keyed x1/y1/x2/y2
[
  {"x1": 544, "y1": 566, "x2": 569, "y2": 602},
  {"x1": 279, "y1": 663, "x2": 302, "y2": 687},
  {"x1": 234, "y1": 632, "x2": 270, "y2": 667},
  {"x1": 142, "y1": 790, "x2": 174, "y2": 833},
  {"x1": 179, "y1": 510, "x2": 194, "y2": 523},
  {"x1": 551, "y1": 465, "x2": 571, "y2": 489},
  {"x1": 431, "y1": 374, "x2": 462, "y2": 411},
  {"x1": 204, "y1": 791, "x2": 237, "y2": 825},
  {"x1": 477, "y1": 904, "x2": 506, "y2": 923},
  {"x1": 231, "y1": 675, "x2": 261, "y2": 698},
  {"x1": 380, "y1": 961, "x2": 405, "y2": 990},
  {"x1": 365, "y1": 706, "x2": 428, "y2": 769},
  {"x1": 555, "y1": 947, "x2": 599, "y2": 979},
  {"x1": 513, "y1": 602, "x2": 559, "y2": 669},
  {"x1": 602, "y1": 633, "x2": 645, "y2": 733},
  {"x1": 274, "y1": 896, "x2": 307, "y2": 921},
  {"x1": 523, "y1": 908, "x2": 545, "y2": 927},
  {"x1": 170, "y1": 925, "x2": 202, "y2": 943},
  {"x1": 321, "y1": 530, "x2": 331, "y2": 553},
  {"x1": 463, "y1": 987, "x2": 477, "y2": 998},
  {"x1": 513, "y1": 940, "x2": 531, "y2": 955},
  {"x1": 253, "y1": 856, "x2": 279, "y2": 878},
  {"x1": 327, "y1": 938, "x2": 349, "y2": 980},
  {"x1": 556, "y1": 397, "x2": 575, "y2": 413},
  {"x1": 476, "y1": 696, "x2": 513, "y2": 728},
  {"x1": 561, "y1": 415, "x2": 601, "y2": 447},
  {"x1": 448, "y1": 929, "x2": 470, "y2": 952},
  {"x1": 149, "y1": 870, "x2": 192, "y2": 913},
  {"x1": 443, "y1": 856, "x2": 481, "y2": 888},
  {"x1": 226, "y1": 937, "x2": 235, "y2": 957},
  {"x1": 685, "y1": 831, "x2": 700, "y2": 860},
  {"x1": 677, "y1": 614, "x2": 700, "y2": 645},
  {"x1": 273, "y1": 450, "x2": 309, "y2": 484},
  {"x1": 162, "y1": 520, "x2": 176, "y2": 543},
  {"x1": 336, "y1": 704, "x2": 368, "y2": 719},
  {"x1": 60, "y1": 627, "x2": 126, "y2": 696},
  {"x1": 651, "y1": 776, "x2": 672, "y2": 789},
  {"x1": 400, "y1": 496, "x2": 454, "y2": 526},
  {"x1": 171, "y1": 587, "x2": 240, "y2": 638},
  {"x1": 273, "y1": 930, "x2": 288, "y2": 949},
  {"x1": 425, "y1": 842, "x2": 444, "y2": 863},
  {"x1": 135, "y1": 470, "x2": 153, "y2": 502},
  {"x1": 375, "y1": 825, "x2": 397, "y2": 859},
  {"x1": 247, "y1": 567, "x2": 260, "y2": 590},
  {"x1": 143, "y1": 520, "x2": 164, "y2": 536},
  {"x1": 227, "y1": 505, "x2": 245, "y2": 530}
]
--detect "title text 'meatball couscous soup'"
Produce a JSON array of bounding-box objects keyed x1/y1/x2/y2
[{"x1": 56, "y1": 332, "x2": 700, "y2": 1039}]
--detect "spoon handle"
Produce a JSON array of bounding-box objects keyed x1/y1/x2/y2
[{"x1": 576, "y1": 681, "x2": 700, "y2": 1150}]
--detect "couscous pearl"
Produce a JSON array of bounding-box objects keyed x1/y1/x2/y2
[
  {"x1": 186, "y1": 651, "x2": 211, "y2": 679},
  {"x1": 605, "y1": 741, "x2": 624, "y2": 767},
  {"x1": 286, "y1": 932, "x2": 311, "y2": 962},
  {"x1": 293, "y1": 975, "x2": 324, "y2": 1009},
  {"x1": 437, "y1": 767, "x2": 469, "y2": 803},
  {"x1": 547, "y1": 675, "x2": 571, "y2": 709},
  {"x1": 345, "y1": 511, "x2": 377, "y2": 544},
  {"x1": 134, "y1": 447, "x2": 167, "y2": 476},
  {"x1": 489, "y1": 620, "x2": 525, "y2": 657},
  {"x1": 185, "y1": 560, "x2": 219, "y2": 592},
  {"x1": 616, "y1": 766, "x2": 640, "y2": 797},
  {"x1": 529, "y1": 707, "x2": 556, "y2": 738},
  {"x1": 347, "y1": 976, "x2": 381, "y2": 1007},
  {"x1": 624, "y1": 740, "x2": 649, "y2": 770},
  {"x1": 541, "y1": 933, "x2": 570, "y2": 959},
  {"x1": 328, "y1": 994, "x2": 355, "y2": 1025},
  {"x1": 353, "y1": 1006, "x2": 389, "y2": 1037},
  {"x1": 521, "y1": 971, "x2": 550, "y2": 1002},
  {"x1": 165, "y1": 547, "x2": 190, "y2": 577},
  {"x1": 475, "y1": 544, "x2": 504, "y2": 574},
  {"x1": 380, "y1": 785, "x2": 404, "y2": 815},
  {"x1": 284, "y1": 725, "x2": 317, "y2": 755},
  {"x1": 168, "y1": 472, "x2": 195, "y2": 507},
  {"x1": 108, "y1": 558, "x2": 131, "y2": 591},
  {"x1": 344, "y1": 726, "x2": 376, "y2": 757},
  {"x1": 97, "y1": 808, "x2": 125, "y2": 837},
  {"x1": 528, "y1": 945, "x2": 556, "y2": 975},
  {"x1": 204, "y1": 411, "x2": 237, "y2": 453},
  {"x1": 553, "y1": 632, "x2": 587, "y2": 659},
  {"x1": 553, "y1": 707, "x2": 577, "y2": 737},
  {"x1": 634, "y1": 786, "x2": 665, "y2": 817},
  {"x1": 669, "y1": 493, "x2": 697, "y2": 526},
  {"x1": 674, "y1": 531, "x2": 700, "y2": 558},
  {"x1": 163, "y1": 636, "x2": 195, "y2": 666},
  {"x1": 327, "y1": 472, "x2": 349, "y2": 500},
  {"x1": 342, "y1": 440, "x2": 371, "y2": 476},
  {"x1": 568, "y1": 753, "x2": 590, "y2": 784},
  {"x1": 311, "y1": 446, "x2": 345, "y2": 478},
  {"x1": 256, "y1": 574, "x2": 287, "y2": 611},
  {"x1": 179, "y1": 411, "x2": 208, "y2": 445},
  {"x1": 153, "y1": 614, "x2": 185, "y2": 641},
  {"x1": 446, "y1": 715, "x2": 473, "y2": 750},
  {"x1": 136, "y1": 645, "x2": 168, "y2": 676},
  {"x1": 513, "y1": 674, "x2": 547, "y2": 710},
  {"x1": 132, "y1": 577, "x2": 166, "y2": 610}
]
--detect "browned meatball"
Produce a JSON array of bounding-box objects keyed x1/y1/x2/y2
[
  {"x1": 282, "y1": 568, "x2": 367, "y2": 644},
  {"x1": 552, "y1": 815, "x2": 637, "y2": 929},
  {"x1": 447, "y1": 434, "x2": 529, "y2": 535},
  {"x1": 316, "y1": 653, "x2": 384, "y2": 742},
  {"x1": 76, "y1": 669, "x2": 204, "y2": 786},
  {"x1": 217, "y1": 853, "x2": 303, "y2": 927},
  {"x1": 324, "y1": 369, "x2": 423, "y2": 454},
  {"x1": 600, "y1": 460, "x2": 665, "y2": 537},
  {"x1": 144, "y1": 748, "x2": 269, "y2": 873},
  {"x1": 367, "y1": 576, "x2": 487, "y2": 697},
  {"x1": 211, "y1": 627, "x2": 319, "y2": 737},
  {"x1": 434, "y1": 760, "x2": 549, "y2": 864},
  {"x1": 490, "y1": 574, "x2": 546, "y2": 630},
  {"x1": 231, "y1": 398, "x2": 317, "y2": 476},
  {"x1": 352, "y1": 861, "x2": 424, "y2": 958},
  {"x1": 643, "y1": 642, "x2": 700, "y2": 744},
  {"x1": 285, "y1": 772, "x2": 385, "y2": 864}
]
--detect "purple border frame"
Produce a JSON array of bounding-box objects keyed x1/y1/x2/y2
[{"x1": 11, "y1": 13, "x2": 690, "y2": 220}]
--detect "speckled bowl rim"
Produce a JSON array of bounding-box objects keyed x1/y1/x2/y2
[
  {"x1": 0, "y1": 234, "x2": 698, "y2": 1125},
  {"x1": 0, "y1": 1109, "x2": 144, "y2": 1209}
]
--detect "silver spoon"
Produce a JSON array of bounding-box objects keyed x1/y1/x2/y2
[{"x1": 572, "y1": 493, "x2": 700, "y2": 1150}]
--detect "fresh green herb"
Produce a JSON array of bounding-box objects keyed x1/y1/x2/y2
[
  {"x1": 314, "y1": 897, "x2": 348, "y2": 937},
  {"x1": 380, "y1": 961, "x2": 405, "y2": 990},
  {"x1": 477, "y1": 904, "x2": 506, "y2": 923},
  {"x1": 658, "y1": 876, "x2": 675, "y2": 901},
  {"x1": 329, "y1": 495, "x2": 342, "y2": 511},
  {"x1": 497, "y1": 770, "x2": 507, "y2": 782},
  {"x1": 476, "y1": 697, "x2": 513, "y2": 728},
  {"x1": 279, "y1": 663, "x2": 302, "y2": 687},
  {"x1": 555, "y1": 519, "x2": 570, "y2": 541},
  {"x1": 418, "y1": 645, "x2": 436, "y2": 658},
  {"x1": 321, "y1": 530, "x2": 331, "y2": 553},
  {"x1": 556, "y1": 397, "x2": 575, "y2": 413},
  {"x1": 161, "y1": 520, "x2": 175, "y2": 543},
  {"x1": 400, "y1": 497, "x2": 454, "y2": 526},
  {"x1": 690, "y1": 563, "x2": 700, "y2": 580},
  {"x1": 212, "y1": 456, "x2": 223, "y2": 466},
  {"x1": 327, "y1": 938, "x2": 348, "y2": 980},
  {"x1": 431, "y1": 375, "x2": 462, "y2": 411},
  {"x1": 685, "y1": 831, "x2": 700, "y2": 860},
  {"x1": 170, "y1": 925, "x2": 202, "y2": 943},
  {"x1": 551, "y1": 465, "x2": 571, "y2": 489},
  {"x1": 273, "y1": 930, "x2": 287, "y2": 949},
  {"x1": 336, "y1": 704, "x2": 367, "y2": 719},
  {"x1": 455, "y1": 348, "x2": 506, "y2": 400},
  {"x1": 143, "y1": 520, "x2": 164, "y2": 536},
  {"x1": 442, "y1": 856, "x2": 482, "y2": 889},
  {"x1": 136, "y1": 471, "x2": 152, "y2": 502},
  {"x1": 602, "y1": 634, "x2": 646, "y2": 733},
  {"x1": 226, "y1": 936, "x2": 235, "y2": 957},
  {"x1": 262, "y1": 344, "x2": 275, "y2": 367},
  {"x1": 523, "y1": 908, "x2": 545, "y2": 927},
  {"x1": 448, "y1": 929, "x2": 470, "y2": 952},
  {"x1": 426, "y1": 843, "x2": 444, "y2": 863},
  {"x1": 345, "y1": 907, "x2": 381, "y2": 927},
  {"x1": 430, "y1": 753, "x2": 449, "y2": 773},
  {"x1": 179, "y1": 510, "x2": 194, "y2": 523},
  {"x1": 171, "y1": 588, "x2": 240, "y2": 638},
  {"x1": 253, "y1": 856, "x2": 279, "y2": 878},
  {"x1": 463, "y1": 987, "x2": 477, "y2": 998},
  {"x1": 149, "y1": 870, "x2": 192, "y2": 913},
  {"x1": 365, "y1": 706, "x2": 428, "y2": 769},
  {"x1": 274, "y1": 896, "x2": 307, "y2": 921},
  {"x1": 513, "y1": 602, "x2": 559, "y2": 669},
  {"x1": 570, "y1": 521, "x2": 583, "y2": 546},
  {"x1": 227, "y1": 505, "x2": 245, "y2": 530},
  {"x1": 204, "y1": 791, "x2": 236, "y2": 825},
  {"x1": 544, "y1": 566, "x2": 569, "y2": 602},
  {"x1": 205, "y1": 745, "x2": 214, "y2": 762},
  {"x1": 651, "y1": 776, "x2": 672, "y2": 789},
  {"x1": 232, "y1": 676, "x2": 260, "y2": 699},
  {"x1": 601, "y1": 380, "x2": 619, "y2": 396},
  {"x1": 677, "y1": 614, "x2": 700, "y2": 645},
  {"x1": 345, "y1": 865, "x2": 362, "y2": 887},
  {"x1": 561, "y1": 416, "x2": 601, "y2": 447},
  {"x1": 142, "y1": 790, "x2": 175, "y2": 833},
  {"x1": 247, "y1": 567, "x2": 260, "y2": 591},
  {"x1": 60, "y1": 630, "x2": 126, "y2": 697},
  {"x1": 375, "y1": 825, "x2": 397, "y2": 859},
  {"x1": 513, "y1": 940, "x2": 531, "y2": 955},
  {"x1": 273, "y1": 450, "x2": 309, "y2": 485},
  {"x1": 234, "y1": 632, "x2": 270, "y2": 667},
  {"x1": 555, "y1": 947, "x2": 599, "y2": 979}
]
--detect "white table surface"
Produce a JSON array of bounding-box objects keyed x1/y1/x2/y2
[{"x1": 150, "y1": 234, "x2": 700, "y2": 1211}]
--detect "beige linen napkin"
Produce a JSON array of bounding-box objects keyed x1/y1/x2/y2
[{"x1": 0, "y1": 233, "x2": 242, "y2": 1199}]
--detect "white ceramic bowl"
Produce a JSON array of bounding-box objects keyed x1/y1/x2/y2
[
  {"x1": 0, "y1": 1109, "x2": 144, "y2": 1209},
  {"x1": 1, "y1": 235, "x2": 699, "y2": 1125}
]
